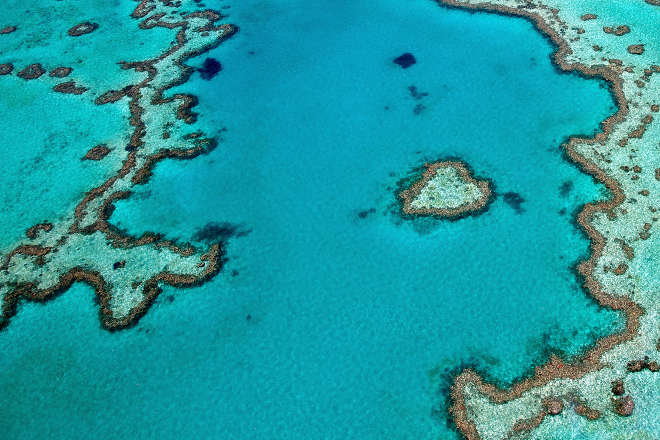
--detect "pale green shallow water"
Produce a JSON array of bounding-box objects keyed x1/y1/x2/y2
[{"x1": 0, "y1": 0, "x2": 639, "y2": 438}]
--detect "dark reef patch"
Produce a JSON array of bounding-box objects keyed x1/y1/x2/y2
[
  {"x1": 53, "y1": 81, "x2": 88, "y2": 95},
  {"x1": 0, "y1": 63, "x2": 13, "y2": 75},
  {"x1": 198, "y1": 57, "x2": 222, "y2": 80},
  {"x1": 408, "y1": 85, "x2": 428, "y2": 100},
  {"x1": 192, "y1": 221, "x2": 251, "y2": 243},
  {"x1": 393, "y1": 52, "x2": 416, "y2": 68},
  {"x1": 17, "y1": 63, "x2": 45, "y2": 80},
  {"x1": 68, "y1": 21, "x2": 99, "y2": 37},
  {"x1": 503, "y1": 191, "x2": 525, "y2": 213},
  {"x1": 49, "y1": 67, "x2": 72, "y2": 78},
  {"x1": 82, "y1": 144, "x2": 111, "y2": 161},
  {"x1": 95, "y1": 86, "x2": 134, "y2": 105},
  {"x1": 413, "y1": 103, "x2": 426, "y2": 115}
]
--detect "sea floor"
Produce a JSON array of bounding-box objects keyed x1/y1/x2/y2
[{"x1": 0, "y1": 0, "x2": 647, "y2": 439}]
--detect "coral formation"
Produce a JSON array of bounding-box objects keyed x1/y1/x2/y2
[
  {"x1": 399, "y1": 160, "x2": 492, "y2": 218},
  {"x1": 0, "y1": 0, "x2": 237, "y2": 330},
  {"x1": 432, "y1": 0, "x2": 660, "y2": 438},
  {"x1": 67, "y1": 21, "x2": 99, "y2": 37}
]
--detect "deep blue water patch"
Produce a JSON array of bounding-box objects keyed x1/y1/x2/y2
[
  {"x1": 394, "y1": 52, "x2": 417, "y2": 68},
  {"x1": 408, "y1": 85, "x2": 429, "y2": 99},
  {"x1": 191, "y1": 221, "x2": 251, "y2": 244},
  {"x1": 198, "y1": 57, "x2": 223, "y2": 80},
  {"x1": 503, "y1": 191, "x2": 526, "y2": 214},
  {"x1": 559, "y1": 180, "x2": 574, "y2": 197}
]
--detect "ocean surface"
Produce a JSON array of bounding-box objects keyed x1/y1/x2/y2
[{"x1": 0, "y1": 0, "x2": 623, "y2": 438}]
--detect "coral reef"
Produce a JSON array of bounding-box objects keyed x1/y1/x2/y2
[
  {"x1": 433, "y1": 0, "x2": 660, "y2": 438},
  {"x1": 0, "y1": 0, "x2": 237, "y2": 330},
  {"x1": 399, "y1": 160, "x2": 492, "y2": 218}
]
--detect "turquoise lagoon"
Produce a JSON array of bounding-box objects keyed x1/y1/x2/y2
[{"x1": 1, "y1": 0, "x2": 624, "y2": 439}]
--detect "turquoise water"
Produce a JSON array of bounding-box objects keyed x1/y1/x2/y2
[
  {"x1": 0, "y1": 78, "x2": 124, "y2": 249},
  {"x1": 0, "y1": 0, "x2": 624, "y2": 439}
]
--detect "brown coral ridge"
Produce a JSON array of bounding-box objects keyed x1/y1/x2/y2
[
  {"x1": 0, "y1": 2, "x2": 238, "y2": 331},
  {"x1": 398, "y1": 160, "x2": 493, "y2": 218},
  {"x1": 25, "y1": 222, "x2": 53, "y2": 240},
  {"x1": 67, "y1": 21, "x2": 99, "y2": 37},
  {"x1": 433, "y1": 1, "x2": 643, "y2": 439},
  {"x1": 94, "y1": 87, "x2": 133, "y2": 105},
  {"x1": 0, "y1": 244, "x2": 224, "y2": 332}
]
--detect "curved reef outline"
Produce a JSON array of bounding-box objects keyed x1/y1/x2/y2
[
  {"x1": 433, "y1": 0, "x2": 659, "y2": 438},
  {"x1": 399, "y1": 160, "x2": 493, "y2": 218},
  {"x1": 0, "y1": 1, "x2": 237, "y2": 330}
]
